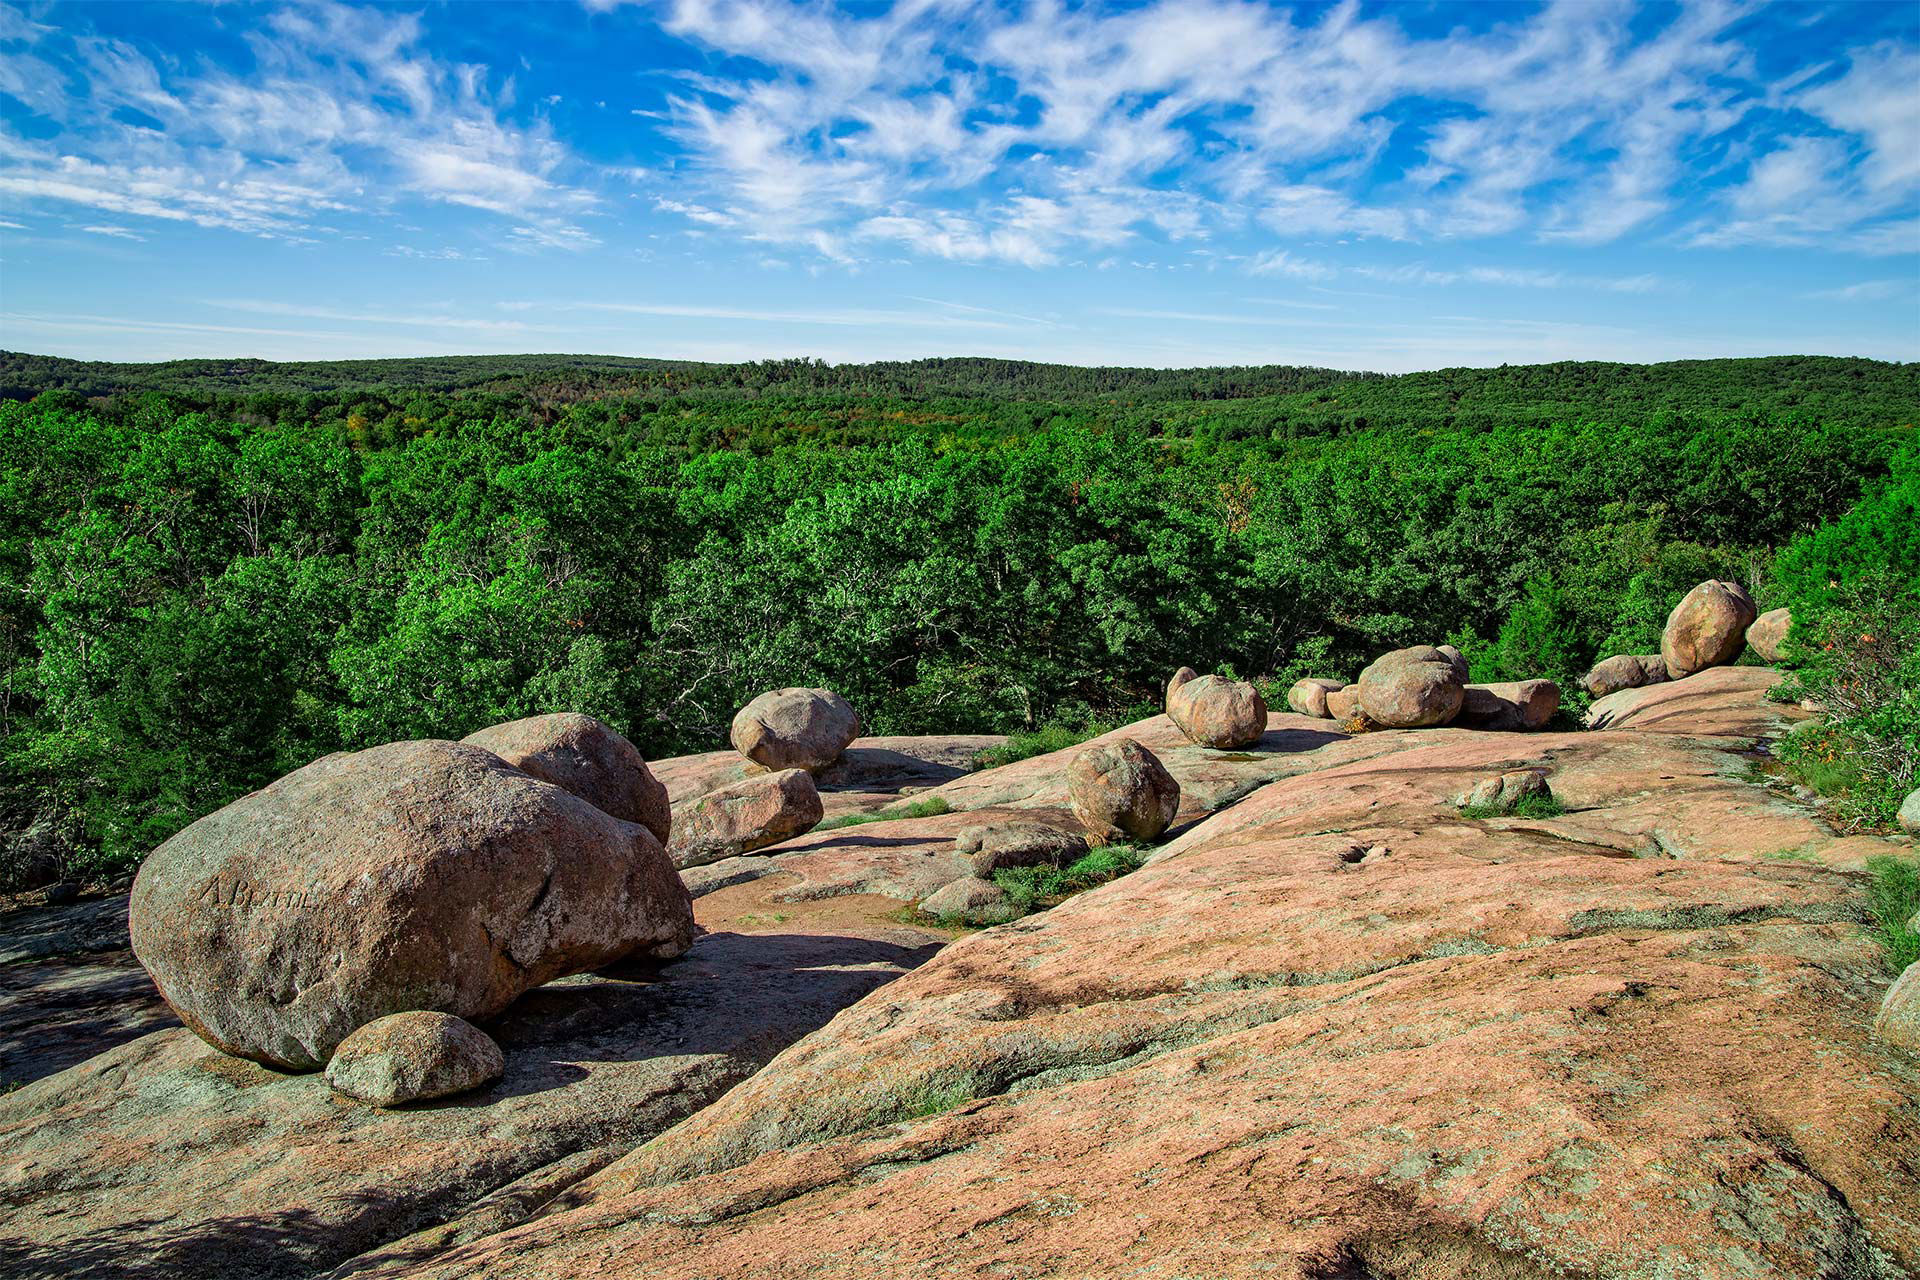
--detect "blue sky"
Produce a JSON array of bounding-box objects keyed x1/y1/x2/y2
[{"x1": 1, "y1": 0, "x2": 1916, "y2": 371}]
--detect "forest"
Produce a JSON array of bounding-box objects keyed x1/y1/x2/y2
[{"x1": 1, "y1": 350, "x2": 1916, "y2": 883}]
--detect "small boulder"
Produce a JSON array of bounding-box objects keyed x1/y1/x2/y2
[
  {"x1": 955, "y1": 823, "x2": 1088, "y2": 878},
  {"x1": 730, "y1": 688, "x2": 860, "y2": 773},
  {"x1": 668, "y1": 768, "x2": 823, "y2": 870},
  {"x1": 129, "y1": 740, "x2": 694, "y2": 1070},
  {"x1": 325, "y1": 1011, "x2": 504, "y2": 1108},
  {"x1": 1325, "y1": 684, "x2": 1362, "y2": 721},
  {"x1": 1453, "y1": 680, "x2": 1560, "y2": 732},
  {"x1": 1579, "y1": 654, "x2": 1670, "y2": 698},
  {"x1": 1873, "y1": 964, "x2": 1920, "y2": 1054},
  {"x1": 1165, "y1": 666, "x2": 1199, "y2": 708},
  {"x1": 1662, "y1": 581, "x2": 1757, "y2": 678},
  {"x1": 1287, "y1": 678, "x2": 1344, "y2": 719},
  {"x1": 1358, "y1": 646, "x2": 1465, "y2": 729},
  {"x1": 1166, "y1": 674, "x2": 1268, "y2": 749},
  {"x1": 1899, "y1": 788, "x2": 1920, "y2": 836},
  {"x1": 1460, "y1": 768, "x2": 1552, "y2": 813},
  {"x1": 1067, "y1": 739, "x2": 1179, "y2": 844},
  {"x1": 1746, "y1": 608, "x2": 1792, "y2": 663},
  {"x1": 920, "y1": 875, "x2": 1016, "y2": 923},
  {"x1": 463, "y1": 712, "x2": 670, "y2": 846}
]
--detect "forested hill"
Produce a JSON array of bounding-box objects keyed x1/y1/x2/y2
[
  {"x1": 0, "y1": 350, "x2": 1373, "y2": 404},
  {"x1": 3, "y1": 345, "x2": 1915, "y2": 881},
  {"x1": 3, "y1": 351, "x2": 1913, "y2": 444}
]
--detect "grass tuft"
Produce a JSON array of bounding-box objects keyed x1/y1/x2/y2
[
  {"x1": 972, "y1": 707, "x2": 1154, "y2": 771},
  {"x1": 993, "y1": 844, "x2": 1145, "y2": 913},
  {"x1": 815, "y1": 795, "x2": 952, "y2": 831},
  {"x1": 1864, "y1": 855, "x2": 1920, "y2": 975},
  {"x1": 1459, "y1": 794, "x2": 1567, "y2": 821}
]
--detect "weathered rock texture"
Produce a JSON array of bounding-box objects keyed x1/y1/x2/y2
[
  {"x1": 128, "y1": 740, "x2": 694, "y2": 1069},
  {"x1": 1286, "y1": 677, "x2": 1343, "y2": 718},
  {"x1": 1898, "y1": 787, "x2": 1920, "y2": 836},
  {"x1": 1357, "y1": 645, "x2": 1466, "y2": 728},
  {"x1": 325, "y1": 1011, "x2": 504, "y2": 1108},
  {"x1": 1452, "y1": 679, "x2": 1560, "y2": 732},
  {"x1": 1067, "y1": 738, "x2": 1180, "y2": 843},
  {"x1": 463, "y1": 713, "x2": 670, "y2": 845},
  {"x1": 668, "y1": 768, "x2": 823, "y2": 869},
  {"x1": 1663, "y1": 579, "x2": 1757, "y2": 678},
  {"x1": 376, "y1": 665, "x2": 1916, "y2": 1280},
  {"x1": 1746, "y1": 606, "x2": 1792, "y2": 663},
  {"x1": 1579, "y1": 652, "x2": 1670, "y2": 697},
  {"x1": 730, "y1": 688, "x2": 860, "y2": 773},
  {"x1": 1165, "y1": 674, "x2": 1268, "y2": 748},
  {"x1": 1165, "y1": 665, "x2": 1199, "y2": 707}
]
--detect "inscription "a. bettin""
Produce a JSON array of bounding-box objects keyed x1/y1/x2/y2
[{"x1": 195, "y1": 879, "x2": 316, "y2": 910}]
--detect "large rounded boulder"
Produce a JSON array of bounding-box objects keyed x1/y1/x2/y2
[
  {"x1": 1067, "y1": 739, "x2": 1179, "y2": 844},
  {"x1": 730, "y1": 688, "x2": 860, "y2": 773},
  {"x1": 1746, "y1": 607, "x2": 1792, "y2": 663},
  {"x1": 1166, "y1": 675, "x2": 1267, "y2": 749},
  {"x1": 129, "y1": 740, "x2": 695, "y2": 1070},
  {"x1": 463, "y1": 712, "x2": 669, "y2": 846},
  {"x1": 1662, "y1": 581, "x2": 1757, "y2": 678},
  {"x1": 1357, "y1": 646, "x2": 1465, "y2": 729}
]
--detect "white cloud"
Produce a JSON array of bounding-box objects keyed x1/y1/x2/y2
[
  {"x1": 79, "y1": 223, "x2": 144, "y2": 240},
  {"x1": 636, "y1": 0, "x2": 1882, "y2": 268},
  {"x1": 1804, "y1": 279, "x2": 1911, "y2": 302},
  {"x1": 0, "y1": 1, "x2": 596, "y2": 247}
]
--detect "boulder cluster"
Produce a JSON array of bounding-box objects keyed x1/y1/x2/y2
[
  {"x1": 129, "y1": 713, "x2": 695, "y2": 1105},
  {"x1": 1579, "y1": 580, "x2": 1781, "y2": 697},
  {"x1": 666, "y1": 687, "x2": 858, "y2": 869},
  {"x1": 1287, "y1": 643, "x2": 1559, "y2": 732}
]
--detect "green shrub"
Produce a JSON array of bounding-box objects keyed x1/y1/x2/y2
[
  {"x1": 1772, "y1": 577, "x2": 1920, "y2": 827},
  {"x1": 1864, "y1": 856, "x2": 1920, "y2": 975}
]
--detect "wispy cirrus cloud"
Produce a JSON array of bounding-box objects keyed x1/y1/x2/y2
[
  {"x1": 624, "y1": 0, "x2": 1916, "y2": 269},
  {"x1": 0, "y1": 0, "x2": 596, "y2": 247}
]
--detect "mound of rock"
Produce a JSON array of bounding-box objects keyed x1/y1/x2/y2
[
  {"x1": 1285, "y1": 678, "x2": 1343, "y2": 718},
  {"x1": 129, "y1": 740, "x2": 694, "y2": 1070},
  {"x1": 668, "y1": 768, "x2": 823, "y2": 869},
  {"x1": 954, "y1": 822, "x2": 1087, "y2": 877},
  {"x1": 1453, "y1": 680, "x2": 1560, "y2": 732},
  {"x1": 1166, "y1": 674, "x2": 1268, "y2": 749},
  {"x1": 325, "y1": 1011, "x2": 504, "y2": 1108},
  {"x1": 1580, "y1": 653, "x2": 1670, "y2": 698},
  {"x1": 919, "y1": 876, "x2": 1016, "y2": 923},
  {"x1": 464, "y1": 712, "x2": 670, "y2": 844},
  {"x1": 730, "y1": 688, "x2": 860, "y2": 773},
  {"x1": 1747, "y1": 607, "x2": 1792, "y2": 663},
  {"x1": 1067, "y1": 739, "x2": 1179, "y2": 843},
  {"x1": 1663, "y1": 580, "x2": 1757, "y2": 678},
  {"x1": 1459, "y1": 767, "x2": 1552, "y2": 813},
  {"x1": 1357, "y1": 645, "x2": 1465, "y2": 728}
]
